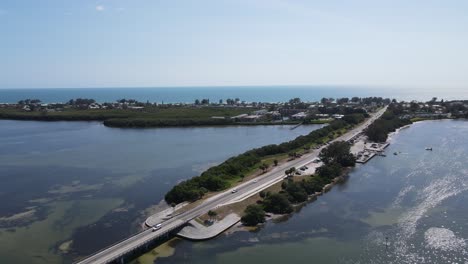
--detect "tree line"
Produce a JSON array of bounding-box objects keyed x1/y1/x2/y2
[
  {"x1": 165, "y1": 116, "x2": 364, "y2": 204},
  {"x1": 241, "y1": 141, "x2": 356, "y2": 226},
  {"x1": 365, "y1": 105, "x2": 412, "y2": 142},
  {"x1": 104, "y1": 117, "x2": 235, "y2": 127}
]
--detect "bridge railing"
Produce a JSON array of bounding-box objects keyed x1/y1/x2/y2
[
  {"x1": 75, "y1": 221, "x2": 187, "y2": 264},
  {"x1": 105, "y1": 223, "x2": 186, "y2": 263}
]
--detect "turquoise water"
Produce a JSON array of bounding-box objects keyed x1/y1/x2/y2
[
  {"x1": 1, "y1": 86, "x2": 466, "y2": 104},
  {"x1": 157, "y1": 120, "x2": 468, "y2": 264},
  {"x1": 0, "y1": 120, "x2": 323, "y2": 263}
]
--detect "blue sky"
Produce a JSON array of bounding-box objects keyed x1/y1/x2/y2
[{"x1": 1, "y1": 0, "x2": 468, "y2": 89}]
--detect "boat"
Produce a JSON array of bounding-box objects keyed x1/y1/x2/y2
[
  {"x1": 393, "y1": 152, "x2": 398, "y2": 155},
  {"x1": 425, "y1": 147, "x2": 433, "y2": 151}
]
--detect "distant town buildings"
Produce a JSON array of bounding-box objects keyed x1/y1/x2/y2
[{"x1": 2, "y1": 96, "x2": 466, "y2": 123}]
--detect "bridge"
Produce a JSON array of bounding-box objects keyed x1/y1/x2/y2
[{"x1": 75, "y1": 106, "x2": 387, "y2": 264}]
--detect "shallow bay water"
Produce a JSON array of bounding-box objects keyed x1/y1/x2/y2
[
  {"x1": 154, "y1": 120, "x2": 468, "y2": 264},
  {"x1": 0, "y1": 120, "x2": 322, "y2": 263}
]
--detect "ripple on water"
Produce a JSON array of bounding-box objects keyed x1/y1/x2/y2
[
  {"x1": 362, "y1": 126, "x2": 468, "y2": 264},
  {"x1": 424, "y1": 227, "x2": 466, "y2": 252}
]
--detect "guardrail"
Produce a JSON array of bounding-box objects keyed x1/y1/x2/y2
[
  {"x1": 75, "y1": 221, "x2": 187, "y2": 264},
  {"x1": 103, "y1": 223, "x2": 185, "y2": 264}
]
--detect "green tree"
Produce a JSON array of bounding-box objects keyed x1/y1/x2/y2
[
  {"x1": 273, "y1": 159, "x2": 278, "y2": 166},
  {"x1": 284, "y1": 182, "x2": 308, "y2": 203},
  {"x1": 316, "y1": 163, "x2": 343, "y2": 179},
  {"x1": 208, "y1": 210, "x2": 217, "y2": 222},
  {"x1": 241, "y1": 205, "x2": 266, "y2": 226},
  {"x1": 263, "y1": 193, "x2": 293, "y2": 214},
  {"x1": 319, "y1": 141, "x2": 355, "y2": 167},
  {"x1": 337, "y1": 153, "x2": 356, "y2": 167},
  {"x1": 289, "y1": 167, "x2": 296, "y2": 174}
]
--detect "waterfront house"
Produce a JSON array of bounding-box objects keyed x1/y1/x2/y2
[{"x1": 291, "y1": 112, "x2": 307, "y2": 120}]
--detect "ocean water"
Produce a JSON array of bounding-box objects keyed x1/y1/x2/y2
[{"x1": 0, "y1": 86, "x2": 466, "y2": 104}]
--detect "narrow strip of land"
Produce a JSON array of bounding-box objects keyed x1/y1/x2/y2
[{"x1": 75, "y1": 106, "x2": 387, "y2": 264}]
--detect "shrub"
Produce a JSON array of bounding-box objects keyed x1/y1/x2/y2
[
  {"x1": 241, "y1": 205, "x2": 266, "y2": 226},
  {"x1": 263, "y1": 193, "x2": 293, "y2": 214}
]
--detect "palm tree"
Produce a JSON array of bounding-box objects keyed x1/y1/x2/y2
[{"x1": 208, "y1": 210, "x2": 217, "y2": 222}]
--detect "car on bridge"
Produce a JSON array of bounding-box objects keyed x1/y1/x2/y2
[{"x1": 152, "y1": 223, "x2": 162, "y2": 232}]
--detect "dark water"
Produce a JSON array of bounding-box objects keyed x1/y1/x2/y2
[
  {"x1": 1, "y1": 86, "x2": 467, "y2": 104},
  {"x1": 0, "y1": 120, "x2": 323, "y2": 264},
  {"x1": 155, "y1": 120, "x2": 468, "y2": 264}
]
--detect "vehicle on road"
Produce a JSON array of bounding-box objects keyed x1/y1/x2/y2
[
  {"x1": 152, "y1": 223, "x2": 162, "y2": 232},
  {"x1": 253, "y1": 179, "x2": 258, "y2": 183},
  {"x1": 231, "y1": 189, "x2": 238, "y2": 193}
]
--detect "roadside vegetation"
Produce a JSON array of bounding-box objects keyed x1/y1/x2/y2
[
  {"x1": 365, "y1": 104, "x2": 412, "y2": 142},
  {"x1": 240, "y1": 205, "x2": 266, "y2": 226},
  {"x1": 164, "y1": 115, "x2": 365, "y2": 204},
  {"x1": 241, "y1": 140, "x2": 356, "y2": 226}
]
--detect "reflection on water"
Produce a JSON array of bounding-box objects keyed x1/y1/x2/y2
[
  {"x1": 0, "y1": 120, "x2": 321, "y2": 263},
  {"x1": 156, "y1": 120, "x2": 468, "y2": 264}
]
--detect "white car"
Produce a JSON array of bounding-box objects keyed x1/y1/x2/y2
[
  {"x1": 231, "y1": 189, "x2": 238, "y2": 193},
  {"x1": 253, "y1": 179, "x2": 258, "y2": 183},
  {"x1": 152, "y1": 223, "x2": 162, "y2": 232}
]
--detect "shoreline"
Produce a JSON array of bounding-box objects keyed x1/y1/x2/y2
[
  {"x1": 138, "y1": 117, "x2": 465, "y2": 263},
  {"x1": 140, "y1": 110, "x2": 385, "y2": 248},
  {"x1": 0, "y1": 116, "x2": 329, "y2": 128},
  {"x1": 74, "y1": 103, "x2": 468, "y2": 263}
]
